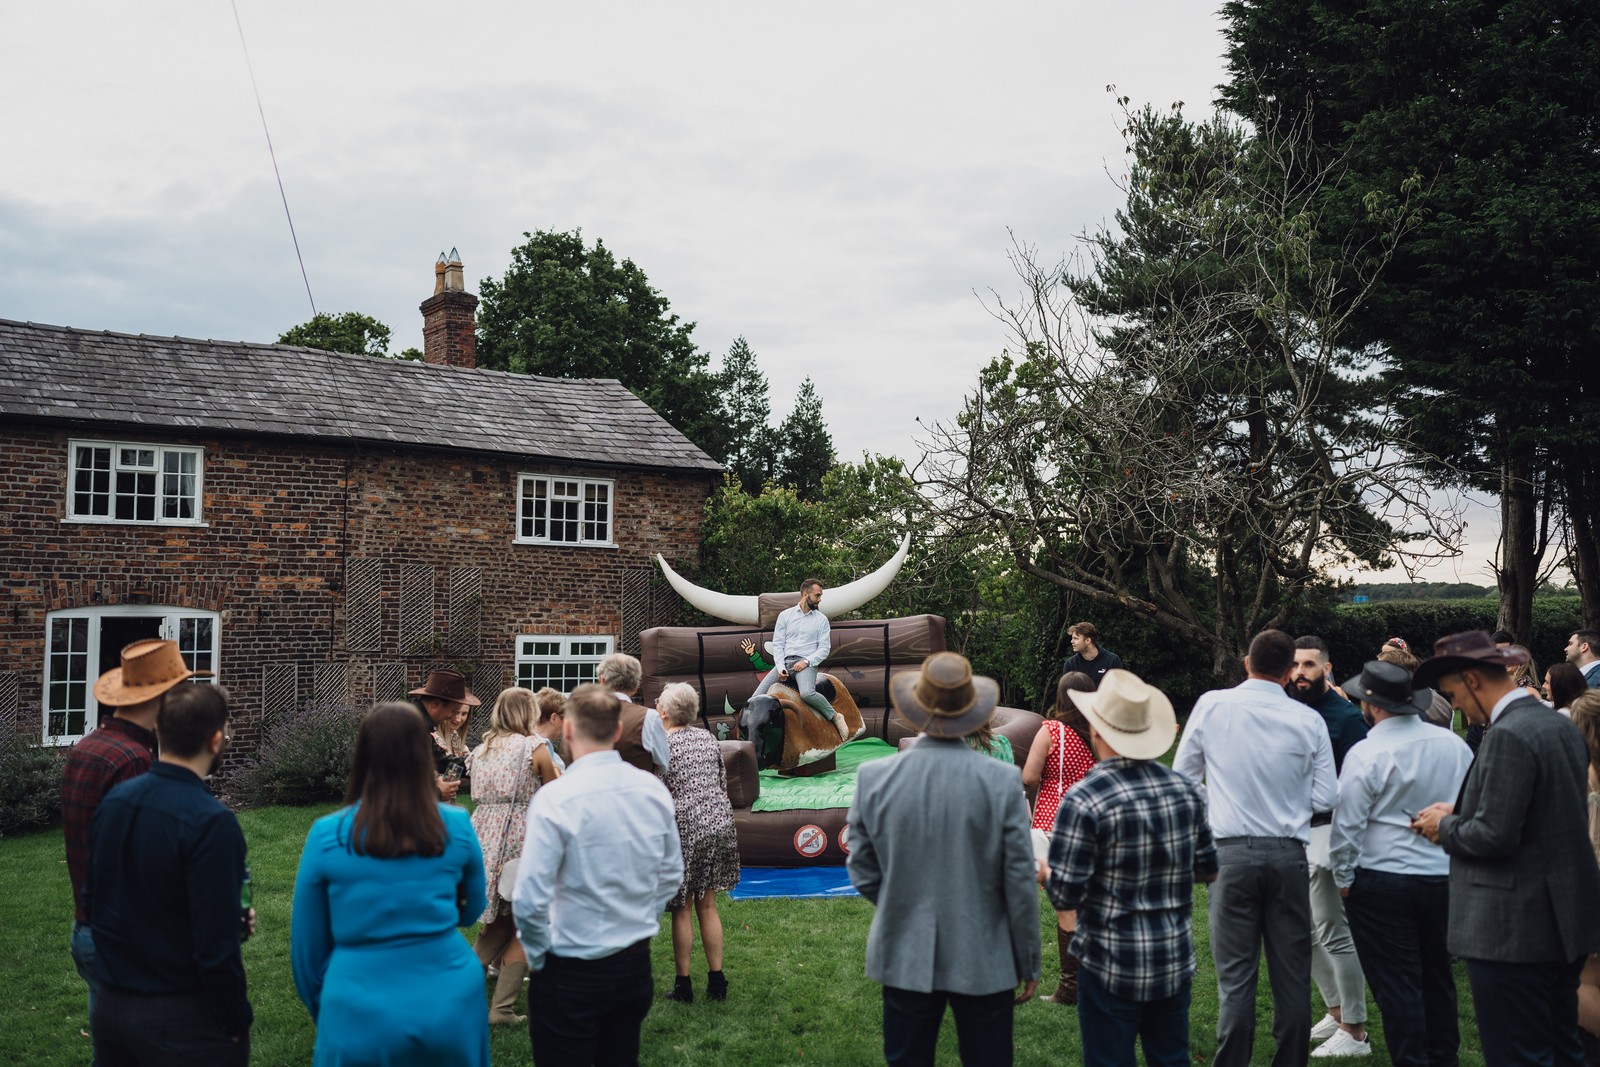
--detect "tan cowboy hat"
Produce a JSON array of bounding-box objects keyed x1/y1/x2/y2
[
  {"x1": 1068, "y1": 669, "x2": 1176, "y2": 761},
  {"x1": 409, "y1": 669, "x2": 480, "y2": 707},
  {"x1": 890, "y1": 652, "x2": 999, "y2": 739},
  {"x1": 92, "y1": 639, "x2": 211, "y2": 707},
  {"x1": 1412, "y1": 630, "x2": 1530, "y2": 690}
]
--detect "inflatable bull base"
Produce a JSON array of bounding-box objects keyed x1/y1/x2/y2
[{"x1": 718, "y1": 703, "x2": 1045, "y2": 867}]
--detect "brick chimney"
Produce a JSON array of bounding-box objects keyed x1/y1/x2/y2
[{"x1": 419, "y1": 247, "x2": 478, "y2": 369}]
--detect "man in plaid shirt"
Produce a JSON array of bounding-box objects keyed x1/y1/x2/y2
[
  {"x1": 1046, "y1": 670, "x2": 1218, "y2": 1067},
  {"x1": 62, "y1": 639, "x2": 207, "y2": 1051}
]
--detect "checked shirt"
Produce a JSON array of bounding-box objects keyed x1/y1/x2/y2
[
  {"x1": 62, "y1": 716, "x2": 157, "y2": 924},
  {"x1": 1046, "y1": 757, "x2": 1218, "y2": 1002}
]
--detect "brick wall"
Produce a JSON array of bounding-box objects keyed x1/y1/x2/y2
[{"x1": 0, "y1": 423, "x2": 713, "y2": 772}]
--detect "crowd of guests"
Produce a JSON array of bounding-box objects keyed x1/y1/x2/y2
[{"x1": 56, "y1": 623, "x2": 1600, "y2": 1066}]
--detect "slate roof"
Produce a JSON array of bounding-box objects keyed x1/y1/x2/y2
[{"x1": 0, "y1": 319, "x2": 721, "y2": 474}]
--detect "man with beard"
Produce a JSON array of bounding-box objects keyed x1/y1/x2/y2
[
  {"x1": 1291, "y1": 636, "x2": 1371, "y2": 1057},
  {"x1": 85, "y1": 682, "x2": 252, "y2": 1065}
]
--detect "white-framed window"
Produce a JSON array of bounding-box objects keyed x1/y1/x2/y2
[
  {"x1": 516, "y1": 475, "x2": 614, "y2": 547},
  {"x1": 514, "y1": 635, "x2": 614, "y2": 693},
  {"x1": 43, "y1": 606, "x2": 220, "y2": 746},
  {"x1": 66, "y1": 440, "x2": 204, "y2": 525}
]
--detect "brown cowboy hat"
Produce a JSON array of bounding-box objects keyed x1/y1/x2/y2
[
  {"x1": 890, "y1": 652, "x2": 999, "y2": 739},
  {"x1": 409, "y1": 669, "x2": 481, "y2": 707},
  {"x1": 1412, "y1": 630, "x2": 1530, "y2": 690},
  {"x1": 92, "y1": 639, "x2": 211, "y2": 707}
]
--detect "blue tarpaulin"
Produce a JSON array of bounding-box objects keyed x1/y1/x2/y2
[{"x1": 727, "y1": 866, "x2": 861, "y2": 900}]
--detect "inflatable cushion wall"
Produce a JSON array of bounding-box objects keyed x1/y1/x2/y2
[{"x1": 639, "y1": 615, "x2": 948, "y2": 715}]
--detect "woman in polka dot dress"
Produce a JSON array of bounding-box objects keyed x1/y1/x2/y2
[{"x1": 1022, "y1": 671, "x2": 1098, "y2": 1004}]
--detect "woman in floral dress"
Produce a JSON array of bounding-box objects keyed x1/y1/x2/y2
[
  {"x1": 468, "y1": 687, "x2": 559, "y2": 1024},
  {"x1": 1021, "y1": 671, "x2": 1098, "y2": 1005},
  {"x1": 657, "y1": 682, "x2": 739, "y2": 1004}
]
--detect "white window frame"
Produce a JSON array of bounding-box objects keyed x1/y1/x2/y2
[
  {"x1": 42, "y1": 606, "x2": 221, "y2": 746},
  {"x1": 514, "y1": 635, "x2": 615, "y2": 694},
  {"x1": 515, "y1": 474, "x2": 615, "y2": 547},
  {"x1": 65, "y1": 438, "x2": 206, "y2": 526}
]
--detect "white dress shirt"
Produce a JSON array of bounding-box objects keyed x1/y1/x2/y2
[
  {"x1": 1173, "y1": 678, "x2": 1338, "y2": 844},
  {"x1": 773, "y1": 604, "x2": 831, "y2": 667},
  {"x1": 510, "y1": 750, "x2": 683, "y2": 970},
  {"x1": 1328, "y1": 714, "x2": 1473, "y2": 887}
]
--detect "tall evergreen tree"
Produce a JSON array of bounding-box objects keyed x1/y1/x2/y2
[
  {"x1": 716, "y1": 337, "x2": 777, "y2": 494},
  {"x1": 1220, "y1": 0, "x2": 1600, "y2": 636},
  {"x1": 773, "y1": 377, "x2": 836, "y2": 500}
]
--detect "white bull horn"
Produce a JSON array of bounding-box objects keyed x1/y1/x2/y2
[{"x1": 655, "y1": 532, "x2": 912, "y2": 625}]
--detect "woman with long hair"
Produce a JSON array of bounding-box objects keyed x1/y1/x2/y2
[
  {"x1": 1546, "y1": 661, "x2": 1587, "y2": 717},
  {"x1": 1021, "y1": 671, "x2": 1099, "y2": 1005},
  {"x1": 291, "y1": 702, "x2": 489, "y2": 1066},
  {"x1": 657, "y1": 682, "x2": 740, "y2": 1004},
  {"x1": 1569, "y1": 690, "x2": 1600, "y2": 1052},
  {"x1": 468, "y1": 687, "x2": 559, "y2": 1024},
  {"x1": 433, "y1": 702, "x2": 471, "y2": 795}
]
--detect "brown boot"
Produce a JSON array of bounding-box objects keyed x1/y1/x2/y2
[
  {"x1": 488, "y1": 960, "x2": 529, "y2": 1024},
  {"x1": 1047, "y1": 929, "x2": 1078, "y2": 1005}
]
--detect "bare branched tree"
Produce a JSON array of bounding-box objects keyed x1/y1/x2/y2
[{"x1": 913, "y1": 104, "x2": 1463, "y2": 673}]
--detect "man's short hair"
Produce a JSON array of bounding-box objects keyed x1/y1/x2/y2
[
  {"x1": 1293, "y1": 635, "x2": 1330, "y2": 661},
  {"x1": 157, "y1": 683, "x2": 231, "y2": 758},
  {"x1": 1572, "y1": 629, "x2": 1600, "y2": 655},
  {"x1": 597, "y1": 653, "x2": 642, "y2": 694},
  {"x1": 800, "y1": 577, "x2": 823, "y2": 594},
  {"x1": 564, "y1": 683, "x2": 622, "y2": 744},
  {"x1": 1067, "y1": 622, "x2": 1099, "y2": 642},
  {"x1": 1247, "y1": 630, "x2": 1296, "y2": 678},
  {"x1": 1377, "y1": 645, "x2": 1421, "y2": 671}
]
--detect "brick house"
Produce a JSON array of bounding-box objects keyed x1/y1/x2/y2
[{"x1": 0, "y1": 255, "x2": 720, "y2": 766}]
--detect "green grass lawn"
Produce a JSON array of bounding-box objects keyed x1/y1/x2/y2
[{"x1": 1, "y1": 805, "x2": 1486, "y2": 1065}]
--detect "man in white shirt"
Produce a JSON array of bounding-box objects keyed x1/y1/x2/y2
[
  {"x1": 1174, "y1": 629, "x2": 1338, "y2": 1067},
  {"x1": 752, "y1": 578, "x2": 845, "y2": 737},
  {"x1": 511, "y1": 683, "x2": 684, "y2": 1067},
  {"x1": 1330, "y1": 659, "x2": 1472, "y2": 1067}
]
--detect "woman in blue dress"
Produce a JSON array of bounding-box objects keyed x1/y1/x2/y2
[{"x1": 291, "y1": 701, "x2": 490, "y2": 1066}]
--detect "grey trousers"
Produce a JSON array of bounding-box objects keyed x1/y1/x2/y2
[
  {"x1": 1308, "y1": 837, "x2": 1366, "y2": 1024},
  {"x1": 1209, "y1": 836, "x2": 1312, "y2": 1067},
  {"x1": 754, "y1": 661, "x2": 835, "y2": 721}
]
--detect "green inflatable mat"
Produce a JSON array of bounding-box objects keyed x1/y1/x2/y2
[{"x1": 750, "y1": 737, "x2": 899, "y2": 812}]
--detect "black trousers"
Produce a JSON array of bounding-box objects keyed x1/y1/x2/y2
[
  {"x1": 1465, "y1": 955, "x2": 1587, "y2": 1067},
  {"x1": 1343, "y1": 868, "x2": 1457, "y2": 1067},
  {"x1": 91, "y1": 986, "x2": 248, "y2": 1067},
  {"x1": 528, "y1": 941, "x2": 654, "y2": 1067},
  {"x1": 881, "y1": 985, "x2": 1015, "y2": 1067}
]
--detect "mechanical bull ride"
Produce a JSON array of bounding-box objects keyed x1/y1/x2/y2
[{"x1": 643, "y1": 539, "x2": 1043, "y2": 866}]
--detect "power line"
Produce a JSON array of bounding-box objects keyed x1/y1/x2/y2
[{"x1": 230, "y1": 0, "x2": 316, "y2": 316}]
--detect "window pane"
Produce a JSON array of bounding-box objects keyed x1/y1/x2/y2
[{"x1": 68, "y1": 711, "x2": 86, "y2": 736}]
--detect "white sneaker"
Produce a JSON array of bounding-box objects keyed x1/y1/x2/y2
[
  {"x1": 1309, "y1": 1014, "x2": 1340, "y2": 1043},
  {"x1": 1311, "y1": 1029, "x2": 1371, "y2": 1058}
]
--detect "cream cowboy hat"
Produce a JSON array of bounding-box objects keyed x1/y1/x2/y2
[{"x1": 1067, "y1": 669, "x2": 1176, "y2": 761}]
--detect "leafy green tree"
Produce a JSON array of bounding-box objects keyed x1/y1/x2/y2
[
  {"x1": 1220, "y1": 0, "x2": 1600, "y2": 637},
  {"x1": 717, "y1": 337, "x2": 778, "y2": 494},
  {"x1": 773, "y1": 377, "x2": 835, "y2": 500},
  {"x1": 476, "y1": 230, "x2": 728, "y2": 459},
  {"x1": 278, "y1": 312, "x2": 393, "y2": 358}
]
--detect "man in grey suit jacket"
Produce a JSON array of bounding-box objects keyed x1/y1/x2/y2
[
  {"x1": 1412, "y1": 631, "x2": 1600, "y2": 1066},
  {"x1": 847, "y1": 652, "x2": 1041, "y2": 1067}
]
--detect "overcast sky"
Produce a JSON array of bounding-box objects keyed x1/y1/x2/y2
[{"x1": 0, "y1": 1, "x2": 1506, "y2": 584}]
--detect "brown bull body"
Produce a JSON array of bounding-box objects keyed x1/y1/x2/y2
[{"x1": 766, "y1": 674, "x2": 865, "y2": 770}]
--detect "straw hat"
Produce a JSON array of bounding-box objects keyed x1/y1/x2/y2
[
  {"x1": 889, "y1": 652, "x2": 1000, "y2": 739},
  {"x1": 1067, "y1": 669, "x2": 1176, "y2": 760},
  {"x1": 92, "y1": 639, "x2": 210, "y2": 707}
]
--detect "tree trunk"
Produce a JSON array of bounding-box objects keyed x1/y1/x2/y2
[
  {"x1": 1497, "y1": 453, "x2": 1539, "y2": 645},
  {"x1": 1564, "y1": 454, "x2": 1600, "y2": 629}
]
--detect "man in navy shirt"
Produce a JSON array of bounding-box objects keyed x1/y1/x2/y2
[
  {"x1": 86, "y1": 682, "x2": 251, "y2": 1066},
  {"x1": 1061, "y1": 622, "x2": 1124, "y2": 687}
]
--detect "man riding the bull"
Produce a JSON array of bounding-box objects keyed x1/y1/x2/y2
[{"x1": 753, "y1": 578, "x2": 847, "y2": 739}]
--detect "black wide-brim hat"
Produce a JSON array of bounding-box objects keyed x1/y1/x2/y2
[
  {"x1": 1412, "y1": 630, "x2": 1529, "y2": 690},
  {"x1": 1343, "y1": 660, "x2": 1431, "y2": 715}
]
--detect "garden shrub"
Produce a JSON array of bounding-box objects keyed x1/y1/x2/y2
[
  {"x1": 0, "y1": 732, "x2": 67, "y2": 838},
  {"x1": 235, "y1": 702, "x2": 365, "y2": 808},
  {"x1": 1311, "y1": 595, "x2": 1582, "y2": 680}
]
